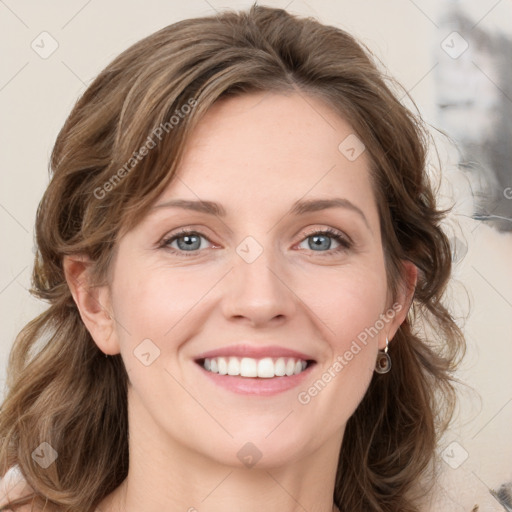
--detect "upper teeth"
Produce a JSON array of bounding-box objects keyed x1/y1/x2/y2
[{"x1": 203, "y1": 357, "x2": 307, "y2": 378}]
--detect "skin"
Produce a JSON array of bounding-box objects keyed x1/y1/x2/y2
[{"x1": 64, "y1": 91, "x2": 416, "y2": 512}]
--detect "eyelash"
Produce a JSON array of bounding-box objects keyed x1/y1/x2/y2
[{"x1": 159, "y1": 227, "x2": 352, "y2": 258}]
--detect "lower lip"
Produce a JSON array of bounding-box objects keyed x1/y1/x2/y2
[{"x1": 196, "y1": 362, "x2": 316, "y2": 396}]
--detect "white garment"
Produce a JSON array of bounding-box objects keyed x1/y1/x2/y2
[{"x1": 0, "y1": 465, "x2": 33, "y2": 509}]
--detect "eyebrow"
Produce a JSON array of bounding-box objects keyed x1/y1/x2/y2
[{"x1": 152, "y1": 197, "x2": 370, "y2": 228}]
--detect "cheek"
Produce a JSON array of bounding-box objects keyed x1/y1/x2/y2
[
  {"x1": 111, "y1": 260, "x2": 216, "y2": 342},
  {"x1": 299, "y1": 264, "x2": 388, "y2": 348},
  {"x1": 295, "y1": 265, "x2": 387, "y2": 411},
  {"x1": 109, "y1": 260, "x2": 212, "y2": 398}
]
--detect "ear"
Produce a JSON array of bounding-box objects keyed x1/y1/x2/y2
[
  {"x1": 63, "y1": 255, "x2": 120, "y2": 355},
  {"x1": 380, "y1": 259, "x2": 417, "y2": 349}
]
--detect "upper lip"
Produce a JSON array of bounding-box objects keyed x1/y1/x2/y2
[{"x1": 194, "y1": 344, "x2": 316, "y2": 361}]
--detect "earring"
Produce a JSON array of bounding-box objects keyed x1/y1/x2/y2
[{"x1": 375, "y1": 337, "x2": 391, "y2": 374}]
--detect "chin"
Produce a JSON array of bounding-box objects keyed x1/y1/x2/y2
[{"x1": 196, "y1": 425, "x2": 319, "y2": 470}]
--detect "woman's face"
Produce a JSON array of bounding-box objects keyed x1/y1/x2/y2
[{"x1": 99, "y1": 91, "x2": 408, "y2": 468}]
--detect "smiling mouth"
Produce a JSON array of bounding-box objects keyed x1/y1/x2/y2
[{"x1": 196, "y1": 356, "x2": 315, "y2": 378}]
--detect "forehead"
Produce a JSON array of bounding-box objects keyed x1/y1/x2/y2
[{"x1": 155, "y1": 91, "x2": 378, "y2": 226}]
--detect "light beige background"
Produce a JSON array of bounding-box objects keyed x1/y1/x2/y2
[{"x1": 1, "y1": 1, "x2": 511, "y2": 511}]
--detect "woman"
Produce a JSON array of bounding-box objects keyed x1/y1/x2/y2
[{"x1": 0, "y1": 4, "x2": 464, "y2": 511}]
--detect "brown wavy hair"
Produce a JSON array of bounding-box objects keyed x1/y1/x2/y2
[{"x1": 0, "y1": 4, "x2": 465, "y2": 511}]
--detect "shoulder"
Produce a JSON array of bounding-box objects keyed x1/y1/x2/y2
[{"x1": 0, "y1": 465, "x2": 35, "y2": 511}]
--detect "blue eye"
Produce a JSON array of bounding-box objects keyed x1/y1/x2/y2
[
  {"x1": 161, "y1": 230, "x2": 208, "y2": 255},
  {"x1": 160, "y1": 227, "x2": 352, "y2": 257},
  {"x1": 297, "y1": 228, "x2": 352, "y2": 255}
]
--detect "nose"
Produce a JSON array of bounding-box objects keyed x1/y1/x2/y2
[{"x1": 221, "y1": 244, "x2": 297, "y2": 328}]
